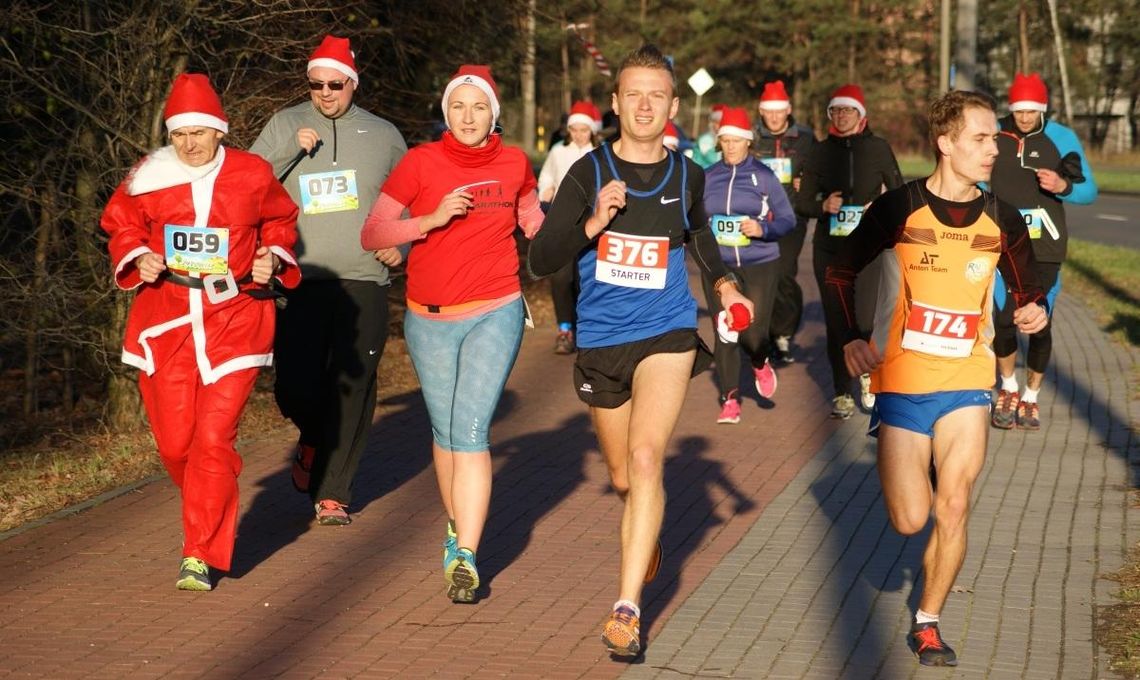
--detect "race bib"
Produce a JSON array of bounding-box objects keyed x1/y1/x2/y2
[
  {"x1": 901, "y1": 300, "x2": 980, "y2": 358},
  {"x1": 829, "y1": 204, "x2": 864, "y2": 237},
  {"x1": 299, "y1": 169, "x2": 359, "y2": 214},
  {"x1": 164, "y1": 225, "x2": 229, "y2": 275},
  {"x1": 595, "y1": 232, "x2": 668, "y2": 289},
  {"x1": 710, "y1": 214, "x2": 751, "y2": 247},
  {"x1": 1019, "y1": 207, "x2": 1058, "y2": 240},
  {"x1": 760, "y1": 157, "x2": 792, "y2": 184}
]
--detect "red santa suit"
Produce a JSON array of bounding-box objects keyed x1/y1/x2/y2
[{"x1": 102, "y1": 144, "x2": 299, "y2": 572}]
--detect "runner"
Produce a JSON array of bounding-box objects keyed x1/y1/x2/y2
[
  {"x1": 987, "y1": 72, "x2": 1097, "y2": 430},
  {"x1": 101, "y1": 73, "x2": 300, "y2": 590},
  {"x1": 797, "y1": 83, "x2": 903, "y2": 418},
  {"x1": 250, "y1": 35, "x2": 408, "y2": 525},
  {"x1": 701, "y1": 106, "x2": 796, "y2": 423},
  {"x1": 537, "y1": 100, "x2": 601, "y2": 355},
  {"x1": 691, "y1": 103, "x2": 727, "y2": 168},
  {"x1": 360, "y1": 65, "x2": 543, "y2": 603},
  {"x1": 823, "y1": 90, "x2": 1047, "y2": 666},
  {"x1": 529, "y1": 44, "x2": 753, "y2": 657},
  {"x1": 752, "y1": 80, "x2": 816, "y2": 364}
]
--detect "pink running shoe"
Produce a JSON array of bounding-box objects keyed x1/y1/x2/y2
[
  {"x1": 717, "y1": 399, "x2": 741, "y2": 424},
  {"x1": 754, "y1": 360, "x2": 778, "y2": 399}
]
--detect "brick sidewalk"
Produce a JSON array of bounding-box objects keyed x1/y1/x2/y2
[{"x1": 0, "y1": 249, "x2": 1136, "y2": 679}]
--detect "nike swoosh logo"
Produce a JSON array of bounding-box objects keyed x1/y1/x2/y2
[
  {"x1": 660, "y1": 197, "x2": 680, "y2": 205},
  {"x1": 368, "y1": 349, "x2": 378, "y2": 355},
  {"x1": 357, "y1": 129, "x2": 369, "y2": 134}
]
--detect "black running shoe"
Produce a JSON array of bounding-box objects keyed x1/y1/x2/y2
[{"x1": 907, "y1": 622, "x2": 958, "y2": 666}]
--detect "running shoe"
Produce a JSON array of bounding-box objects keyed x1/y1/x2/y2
[
  {"x1": 315, "y1": 499, "x2": 351, "y2": 526},
  {"x1": 991, "y1": 389, "x2": 1019, "y2": 430},
  {"x1": 859, "y1": 373, "x2": 875, "y2": 410},
  {"x1": 773, "y1": 336, "x2": 795, "y2": 364},
  {"x1": 445, "y1": 547, "x2": 479, "y2": 603},
  {"x1": 1016, "y1": 400, "x2": 1041, "y2": 430},
  {"x1": 176, "y1": 557, "x2": 211, "y2": 592},
  {"x1": 717, "y1": 399, "x2": 741, "y2": 424},
  {"x1": 754, "y1": 360, "x2": 778, "y2": 399},
  {"x1": 553, "y1": 330, "x2": 576, "y2": 355},
  {"x1": 601, "y1": 604, "x2": 641, "y2": 656},
  {"x1": 644, "y1": 540, "x2": 663, "y2": 584},
  {"x1": 442, "y1": 519, "x2": 458, "y2": 568},
  {"x1": 831, "y1": 394, "x2": 855, "y2": 420},
  {"x1": 291, "y1": 442, "x2": 316, "y2": 493},
  {"x1": 907, "y1": 622, "x2": 958, "y2": 667}
]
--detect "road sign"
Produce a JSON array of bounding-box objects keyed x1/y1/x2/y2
[{"x1": 688, "y1": 68, "x2": 714, "y2": 96}]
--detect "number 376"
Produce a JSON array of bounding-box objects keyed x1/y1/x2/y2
[{"x1": 605, "y1": 237, "x2": 662, "y2": 267}]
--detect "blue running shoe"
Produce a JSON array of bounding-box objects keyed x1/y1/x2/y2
[
  {"x1": 445, "y1": 547, "x2": 479, "y2": 603},
  {"x1": 442, "y1": 519, "x2": 458, "y2": 568}
]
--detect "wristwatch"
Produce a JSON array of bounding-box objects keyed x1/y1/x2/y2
[{"x1": 714, "y1": 272, "x2": 741, "y2": 294}]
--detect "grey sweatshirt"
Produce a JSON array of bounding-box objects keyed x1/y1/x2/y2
[{"x1": 250, "y1": 102, "x2": 407, "y2": 283}]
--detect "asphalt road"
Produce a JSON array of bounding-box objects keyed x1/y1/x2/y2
[{"x1": 1063, "y1": 192, "x2": 1139, "y2": 250}]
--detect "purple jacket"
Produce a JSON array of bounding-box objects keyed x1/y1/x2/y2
[{"x1": 702, "y1": 155, "x2": 796, "y2": 267}]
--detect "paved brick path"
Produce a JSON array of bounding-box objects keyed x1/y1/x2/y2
[{"x1": 0, "y1": 245, "x2": 1135, "y2": 679}]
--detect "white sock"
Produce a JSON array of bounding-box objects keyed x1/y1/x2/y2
[
  {"x1": 1000, "y1": 374, "x2": 1019, "y2": 393},
  {"x1": 1021, "y1": 387, "x2": 1040, "y2": 404},
  {"x1": 915, "y1": 608, "x2": 939, "y2": 625},
  {"x1": 614, "y1": 599, "x2": 640, "y2": 618}
]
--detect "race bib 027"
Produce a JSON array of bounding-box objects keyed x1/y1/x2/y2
[
  {"x1": 299, "y1": 169, "x2": 359, "y2": 215},
  {"x1": 164, "y1": 225, "x2": 229, "y2": 275},
  {"x1": 595, "y1": 231, "x2": 669, "y2": 289},
  {"x1": 1018, "y1": 207, "x2": 1058, "y2": 240},
  {"x1": 829, "y1": 204, "x2": 864, "y2": 237}
]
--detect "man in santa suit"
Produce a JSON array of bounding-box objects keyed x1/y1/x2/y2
[{"x1": 101, "y1": 72, "x2": 300, "y2": 591}]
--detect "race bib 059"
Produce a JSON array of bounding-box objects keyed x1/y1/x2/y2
[{"x1": 164, "y1": 225, "x2": 229, "y2": 275}]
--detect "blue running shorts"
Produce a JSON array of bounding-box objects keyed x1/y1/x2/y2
[{"x1": 868, "y1": 390, "x2": 992, "y2": 438}]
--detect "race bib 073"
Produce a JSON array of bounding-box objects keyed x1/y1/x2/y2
[
  {"x1": 299, "y1": 169, "x2": 359, "y2": 214},
  {"x1": 595, "y1": 231, "x2": 668, "y2": 289},
  {"x1": 900, "y1": 300, "x2": 980, "y2": 358},
  {"x1": 164, "y1": 225, "x2": 229, "y2": 275}
]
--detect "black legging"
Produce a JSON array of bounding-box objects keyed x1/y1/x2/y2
[
  {"x1": 770, "y1": 217, "x2": 809, "y2": 339},
  {"x1": 992, "y1": 260, "x2": 1059, "y2": 373},
  {"x1": 701, "y1": 259, "x2": 780, "y2": 401},
  {"x1": 550, "y1": 261, "x2": 578, "y2": 327},
  {"x1": 814, "y1": 243, "x2": 880, "y2": 397}
]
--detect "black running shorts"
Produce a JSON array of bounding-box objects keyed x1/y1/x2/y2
[{"x1": 572, "y1": 329, "x2": 712, "y2": 408}]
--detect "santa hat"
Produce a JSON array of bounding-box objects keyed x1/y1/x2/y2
[
  {"x1": 664, "y1": 121, "x2": 680, "y2": 149},
  {"x1": 759, "y1": 80, "x2": 792, "y2": 111},
  {"x1": 566, "y1": 100, "x2": 602, "y2": 133},
  {"x1": 715, "y1": 107, "x2": 754, "y2": 141},
  {"x1": 828, "y1": 84, "x2": 866, "y2": 118},
  {"x1": 709, "y1": 103, "x2": 728, "y2": 123},
  {"x1": 308, "y1": 35, "x2": 359, "y2": 85},
  {"x1": 164, "y1": 73, "x2": 228, "y2": 134},
  {"x1": 1008, "y1": 72, "x2": 1048, "y2": 112},
  {"x1": 443, "y1": 65, "x2": 501, "y2": 126}
]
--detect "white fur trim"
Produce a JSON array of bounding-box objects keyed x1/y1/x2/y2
[
  {"x1": 664, "y1": 135, "x2": 679, "y2": 148},
  {"x1": 127, "y1": 146, "x2": 223, "y2": 196},
  {"x1": 828, "y1": 96, "x2": 865, "y2": 118},
  {"x1": 166, "y1": 112, "x2": 228, "y2": 134},
  {"x1": 1009, "y1": 100, "x2": 1047, "y2": 112},
  {"x1": 443, "y1": 75, "x2": 500, "y2": 127},
  {"x1": 716, "y1": 125, "x2": 754, "y2": 141},
  {"x1": 122, "y1": 313, "x2": 193, "y2": 375},
  {"x1": 566, "y1": 113, "x2": 599, "y2": 133},
  {"x1": 114, "y1": 246, "x2": 153, "y2": 289},
  {"x1": 307, "y1": 58, "x2": 359, "y2": 84},
  {"x1": 759, "y1": 100, "x2": 791, "y2": 111}
]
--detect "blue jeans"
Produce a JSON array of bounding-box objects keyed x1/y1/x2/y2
[{"x1": 404, "y1": 298, "x2": 524, "y2": 452}]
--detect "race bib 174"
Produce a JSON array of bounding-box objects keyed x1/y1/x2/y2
[
  {"x1": 900, "y1": 300, "x2": 980, "y2": 358},
  {"x1": 595, "y1": 232, "x2": 669, "y2": 289},
  {"x1": 164, "y1": 225, "x2": 229, "y2": 275}
]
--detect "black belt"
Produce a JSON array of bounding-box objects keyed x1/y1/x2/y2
[{"x1": 163, "y1": 271, "x2": 283, "y2": 300}]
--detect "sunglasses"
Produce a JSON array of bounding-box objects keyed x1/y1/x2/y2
[{"x1": 308, "y1": 80, "x2": 348, "y2": 91}]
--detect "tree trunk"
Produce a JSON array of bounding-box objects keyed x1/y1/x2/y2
[
  {"x1": 1018, "y1": 0, "x2": 1031, "y2": 73},
  {"x1": 520, "y1": 0, "x2": 536, "y2": 153}
]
